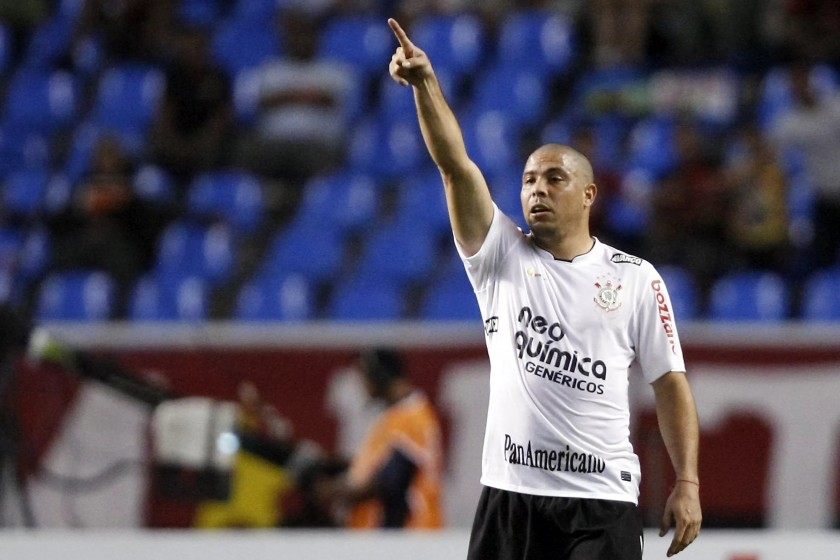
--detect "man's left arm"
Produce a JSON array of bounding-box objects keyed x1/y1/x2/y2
[{"x1": 652, "y1": 371, "x2": 702, "y2": 557}]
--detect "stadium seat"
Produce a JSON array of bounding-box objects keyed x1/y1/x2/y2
[
  {"x1": 496, "y1": 11, "x2": 576, "y2": 76},
  {"x1": 1, "y1": 169, "x2": 52, "y2": 220},
  {"x1": 35, "y1": 270, "x2": 117, "y2": 322},
  {"x1": 346, "y1": 115, "x2": 425, "y2": 180},
  {"x1": 460, "y1": 109, "x2": 523, "y2": 178},
  {"x1": 708, "y1": 271, "x2": 791, "y2": 322},
  {"x1": 410, "y1": 14, "x2": 486, "y2": 87},
  {"x1": 327, "y1": 277, "x2": 405, "y2": 321},
  {"x1": 235, "y1": 273, "x2": 314, "y2": 321},
  {"x1": 211, "y1": 15, "x2": 283, "y2": 76},
  {"x1": 260, "y1": 223, "x2": 346, "y2": 284},
  {"x1": 625, "y1": 116, "x2": 678, "y2": 179},
  {"x1": 317, "y1": 16, "x2": 392, "y2": 82},
  {"x1": 352, "y1": 219, "x2": 439, "y2": 285},
  {"x1": 801, "y1": 269, "x2": 840, "y2": 321},
  {"x1": 128, "y1": 274, "x2": 209, "y2": 322},
  {"x1": 657, "y1": 265, "x2": 700, "y2": 321},
  {"x1": 90, "y1": 65, "x2": 165, "y2": 145},
  {"x1": 756, "y1": 64, "x2": 839, "y2": 129},
  {"x1": 133, "y1": 164, "x2": 177, "y2": 204},
  {"x1": 154, "y1": 222, "x2": 235, "y2": 287},
  {"x1": 1, "y1": 70, "x2": 80, "y2": 136},
  {"x1": 470, "y1": 65, "x2": 549, "y2": 126},
  {"x1": 420, "y1": 260, "x2": 480, "y2": 321},
  {"x1": 394, "y1": 168, "x2": 451, "y2": 236},
  {"x1": 186, "y1": 171, "x2": 265, "y2": 234},
  {"x1": 295, "y1": 170, "x2": 381, "y2": 236},
  {"x1": 0, "y1": 228, "x2": 23, "y2": 274}
]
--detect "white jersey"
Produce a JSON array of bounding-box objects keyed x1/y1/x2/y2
[{"x1": 457, "y1": 205, "x2": 686, "y2": 504}]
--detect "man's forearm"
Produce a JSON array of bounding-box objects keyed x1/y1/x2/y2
[
  {"x1": 412, "y1": 75, "x2": 471, "y2": 175},
  {"x1": 653, "y1": 372, "x2": 700, "y2": 481}
]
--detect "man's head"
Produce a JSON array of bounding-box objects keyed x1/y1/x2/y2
[
  {"x1": 358, "y1": 347, "x2": 405, "y2": 401},
  {"x1": 520, "y1": 143, "x2": 597, "y2": 247}
]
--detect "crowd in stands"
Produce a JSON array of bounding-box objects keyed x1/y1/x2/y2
[{"x1": 0, "y1": 0, "x2": 838, "y2": 323}]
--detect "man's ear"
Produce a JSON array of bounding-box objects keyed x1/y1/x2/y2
[{"x1": 584, "y1": 182, "x2": 597, "y2": 208}]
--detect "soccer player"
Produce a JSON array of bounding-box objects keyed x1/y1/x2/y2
[{"x1": 387, "y1": 18, "x2": 701, "y2": 558}]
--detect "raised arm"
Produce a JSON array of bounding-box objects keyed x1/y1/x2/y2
[
  {"x1": 387, "y1": 18, "x2": 494, "y2": 256},
  {"x1": 652, "y1": 371, "x2": 702, "y2": 557}
]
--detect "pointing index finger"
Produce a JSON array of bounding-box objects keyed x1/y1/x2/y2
[{"x1": 388, "y1": 18, "x2": 414, "y2": 58}]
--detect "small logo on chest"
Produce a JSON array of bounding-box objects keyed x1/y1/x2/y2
[{"x1": 594, "y1": 276, "x2": 623, "y2": 311}]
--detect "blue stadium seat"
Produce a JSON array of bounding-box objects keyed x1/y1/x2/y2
[
  {"x1": 657, "y1": 265, "x2": 700, "y2": 321},
  {"x1": 17, "y1": 227, "x2": 52, "y2": 282},
  {"x1": 0, "y1": 24, "x2": 11, "y2": 76},
  {"x1": 353, "y1": 219, "x2": 439, "y2": 285},
  {"x1": 801, "y1": 269, "x2": 840, "y2": 321},
  {"x1": 36, "y1": 270, "x2": 117, "y2": 322},
  {"x1": 187, "y1": 171, "x2": 265, "y2": 234},
  {"x1": 410, "y1": 14, "x2": 486, "y2": 87},
  {"x1": 394, "y1": 168, "x2": 451, "y2": 236},
  {"x1": 1, "y1": 70, "x2": 80, "y2": 137},
  {"x1": 461, "y1": 109, "x2": 523, "y2": 177},
  {"x1": 347, "y1": 116, "x2": 425, "y2": 180},
  {"x1": 471, "y1": 65, "x2": 549, "y2": 126},
  {"x1": 133, "y1": 164, "x2": 177, "y2": 204},
  {"x1": 625, "y1": 116, "x2": 678, "y2": 179},
  {"x1": 317, "y1": 16, "x2": 392, "y2": 82},
  {"x1": 19, "y1": 8, "x2": 79, "y2": 71},
  {"x1": 295, "y1": 170, "x2": 381, "y2": 236},
  {"x1": 496, "y1": 11, "x2": 576, "y2": 76},
  {"x1": 154, "y1": 222, "x2": 235, "y2": 287},
  {"x1": 420, "y1": 261, "x2": 480, "y2": 321},
  {"x1": 327, "y1": 277, "x2": 405, "y2": 321},
  {"x1": 260, "y1": 223, "x2": 345, "y2": 284},
  {"x1": 128, "y1": 275, "x2": 209, "y2": 322},
  {"x1": 756, "y1": 64, "x2": 839, "y2": 129},
  {"x1": 211, "y1": 15, "x2": 282, "y2": 76},
  {"x1": 0, "y1": 227, "x2": 23, "y2": 274},
  {"x1": 90, "y1": 65, "x2": 165, "y2": 146},
  {"x1": 235, "y1": 273, "x2": 314, "y2": 321},
  {"x1": 1, "y1": 169, "x2": 52, "y2": 220},
  {"x1": 709, "y1": 271, "x2": 791, "y2": 322}
]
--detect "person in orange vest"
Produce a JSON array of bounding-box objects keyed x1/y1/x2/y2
[{"x1": 328, "y1": 348, "x2": 445, "y2": 529}]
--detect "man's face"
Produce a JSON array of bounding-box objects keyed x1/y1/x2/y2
[{"x1": 520, "y1": 146, "x2": 595, "y2": 239}]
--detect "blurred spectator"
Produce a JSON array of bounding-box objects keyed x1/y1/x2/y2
[
  {"x1": 646, "y1": 119, "x2": 729, "y2": 309},
  {"x1": 323, "y1": 348, "x2": 444, "y2": 529},
  {"x1": 585, "y1": 0, "x2": 651, "y2": 67},
  {"x1": 232, "y1": 8, "x2": 353, "y2": 190},
  {"x1": 769, "y1": 63, "x2": 840, "y2": 270},
  {"x1": 780, "y1": 0, "x2": 840, "y2": 62},
  {"x1": 72, "y1": 0, "x2": 175, "y2": 65},
  {"x1": 724, "y1": 121, "x2": 791, "y2": 273},
  {"x1": 149, "y1": 25, "x2": 234, "y2": 189},
  {"x1": 45, "y1": 136, "x2": 174, "y2": 316}
]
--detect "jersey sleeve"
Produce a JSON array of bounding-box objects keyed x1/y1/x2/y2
[
  {"x1": 634, "y1": 263, "x2": 687, "y2": 383},
  {"x1": 455, "y1": 204, "x2": 523, "y2": 292}
]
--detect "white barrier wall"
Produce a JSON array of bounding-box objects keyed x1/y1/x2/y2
[{"x1": 0, "y1": 529, "x2": 839, "y2": 560}]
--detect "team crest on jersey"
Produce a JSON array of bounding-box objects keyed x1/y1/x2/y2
[{"x1": 594, "y1": 276, "x2": 622, "y2": 311}]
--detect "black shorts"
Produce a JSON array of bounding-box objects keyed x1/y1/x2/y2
[{"x1": 467, "y1": 486, "x2": 643, "y2": 560}]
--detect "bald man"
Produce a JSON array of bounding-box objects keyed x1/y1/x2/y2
[{"x1": 387, "y1": 18, "x2": 701, "y2": 559}]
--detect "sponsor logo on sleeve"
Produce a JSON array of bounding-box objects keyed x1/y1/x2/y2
[{"x1": 611, "y1": 253, "x2": 642, "y2": 266}]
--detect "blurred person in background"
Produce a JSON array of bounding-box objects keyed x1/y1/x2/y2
[
  {"x1": 232, "y1": 7, "x2": 353, "y2": 194},
  {"x1": 45, "y1": 136, "x2": 175, "y2": 316},
  {"x1": 647, "y1": 119, "x2": 729, "y2": 312},
  {"x1": 724, "y1": 121, "x2": 790, "y2": 274},
  {"x1": 323, "y1": 347, "x2": 444, "y2": 529},
  {"x1": 769, "y1": 63, "x2": 840, "y2": 271},
  {"x1": 149, "y1": 24, "x2": 234, "y2": 191},
  {"x1": 387, "y1": 17, "x2": 700, "y2": 558},
  {"x1": 72, "y1": 0, "x2": 175, "y2": 65}
]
